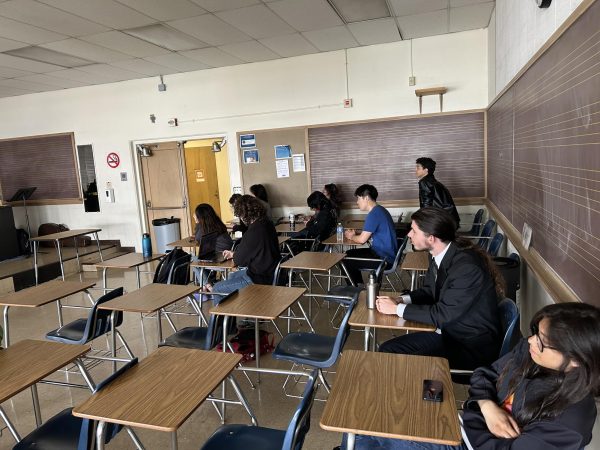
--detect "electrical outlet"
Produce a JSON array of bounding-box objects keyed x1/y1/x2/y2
[{"x1": 409, "y1": 76, "x2": 416, "y2": 86}]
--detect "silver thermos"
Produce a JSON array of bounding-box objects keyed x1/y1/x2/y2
[{"x1": 367, "y1": 271, "x2": 379, "y2": 309}]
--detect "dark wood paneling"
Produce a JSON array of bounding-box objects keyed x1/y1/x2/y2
[
  {"x1": 308, "y1": 112, "x2": 485, "y2": 203},
  {"x1": 488, "y1": 1, "x2": 600, "y2": 305}
]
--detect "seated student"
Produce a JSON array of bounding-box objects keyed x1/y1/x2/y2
[
  {"x1": 228, "y1": 193, "x2": 247, "y2": 234},
  {"x1": 249, "y1": 183, "x2": 273, "y2": 222},
  {"x1": 323, "y1": 183, "x2": 342, "y2": 220},
  {"x1": 289, "y1": 191, "x2": 337, "y2": 253},
  {"x1": 211, "y1": 195, "x2": 280, "y2": 302},
  {"x1": 338, "y1": 302, "x2": 600, "y2": 450},
  {"x1": 191, "y1": 203, "x2": 233, "y2": 288},
  {"x1": 343, "y1": 184, "x2": 398, "y2": 285},
  {"x1": 376, "y1": 207, "x2": 502, "y2": 370}
]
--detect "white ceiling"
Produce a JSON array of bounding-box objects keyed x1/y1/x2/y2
[{"x1": 0, "y1": 0, "x2": 494, "y2": 98}]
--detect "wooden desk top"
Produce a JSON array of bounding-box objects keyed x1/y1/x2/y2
[
  {"x1": 0, "y1": 280, "x2": 96, "y2": 308},
  {"x1": 322, "y1": 234, "x2": 360, "y2": 246},
  {"x1": 30, "y1": 228, "x2": 101, "y2": 241},
  {"x1": 167, "y1": 236, "x2": 197, "y2": 248},
  {"x1": 72, "y1": 347, "x2": 242, "y2": 432},
  {"x1": 320, "y1": 350, "x2": 461, "y2": 445},
  {"x1": 95, "y1": 253, "x2": 163, "y2": 269},
  {"x1": 98, "y1": 283, "x2": 199, "y2": 314},
  {"x1": 0, "y1": 339, "x2": 90, "y2": 404},
  {"x1": 210, "y1": 284, "x2": 306, "y2": 320},
  {"x1": 275, "y1": 223, "x2": 306, "y2": 234},
  {"x1": 349, "y1": 291, "x2": 436, "y2": 332},
  {"x1": 400, "y1": 251, "x2": 430, "y2": 272},
  {"x1": 190, "y1": 259, "x2": 236, "y2": 270},
  {"x1": 280, "y1": 251, "x2": 346, "y2": 271}
]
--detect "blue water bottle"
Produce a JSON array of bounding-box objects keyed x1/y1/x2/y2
[{"x1": 142, "y1": 233, "x2": 152, "y2": 257}]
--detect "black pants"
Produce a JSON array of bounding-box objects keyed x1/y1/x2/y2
[{"x1": 344, "y1": 248, "x2": 383, "y2": 285}]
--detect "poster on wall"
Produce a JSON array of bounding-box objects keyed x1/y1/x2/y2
[
  {"x1": 243, "y1": 149, "x2": 260, "y2": 164},
  {"x1": 240, "y1": 134, "x2": 256, "y2": 148},
  {"x1": 292, "y1": 154, "x2": 306, "y2": 172},
  {"x1": 276, "y1": 159, "x2": 289, "y2": 178},
  {"x1": 274, "y1": 144, "x2": 292, "y2": 159}
]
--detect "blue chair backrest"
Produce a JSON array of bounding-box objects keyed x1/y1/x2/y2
[
  {"x1": 477, "y1": 220, "x2": 496, "y2": 249},
  {"x1": 324, "y1": 295, "x2": 358, "y2": 367},
  {"x1": 487, "y1": 232, "x2": 504, "y2": 257},
  {"x1": 272, "y1": 253, "x2": 293, "y2": 286},
  {"x1": 498, "y1": 298, "x2": 520, "y2": 357},
  {"x1": 282, "y1": 369, "x2": 319, "y2": 450},
  {"x1": 385, "y1": 237, "x2": 408, "y2": 274},
  {"x1": 83, "y1": 287, "x2": 125, "y2": 342},
  {"x1": 205, "y1": 313, "x2": 225, "y2": 351},
  {"x1": 468, "y1": 209, "x2": 484, "y2": 236},
  {"x1": 78, "y1": 358, "x2": 139, "y2": 450}
]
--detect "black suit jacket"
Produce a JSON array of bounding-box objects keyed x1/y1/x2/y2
[{"x1": 403, "y1": 243, "x2": 501, "y2": 369}]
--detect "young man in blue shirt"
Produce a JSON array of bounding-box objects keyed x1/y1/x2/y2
[{"x1": 343, "y1": 184, "x2": 398, "y2": 285}]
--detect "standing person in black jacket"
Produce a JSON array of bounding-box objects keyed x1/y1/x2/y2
[
  {"x1": 212, "y1": 195, "x2": 280, "y2": 303},
  {"x1": 337, "y1": 302, "x2": 600, "y2": 450},
  {"x1": 376, "y1": 207, "x2": 503, "y2": 370},
  {"x1": 416, "y1": 157, "x2": 460, "y2": 228}
]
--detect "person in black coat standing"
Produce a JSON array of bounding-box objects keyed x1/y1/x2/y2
[
  {"x1": 416, "y1": 157, "x2": 460, "y2": 228},
  {"x1": 376, "y1": 207, "x2": 503, "y2": 370}
]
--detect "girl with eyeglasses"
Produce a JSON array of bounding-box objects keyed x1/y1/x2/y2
[{"x1": 337, "y1": 302, "x2": 599, "y2": 450}]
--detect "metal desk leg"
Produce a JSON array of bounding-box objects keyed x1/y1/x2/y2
[
  {"x1": 110, "y1": 311, "x2": 117, "y2": 373},
  {"x1": 0, "y1": 406, "x2": 21, "y2": 442},
  {"x1": 364, "y1": 326, "x2": 370, "y2": 352},
  {"x1": 307, "y1": 270, "x2": 312, "y2": 317},
  {"x1": 3, "y1": 306, "x2": 10, "y2": 347},
  {"x1": 103, "y1": 268, "x2": 108, "y2": 291},
  {"x1": 171, "y1": 431, "x2": 178, "y2": 450},
  {"x1": 31, "y1": 384, "x2": 42, "y2": 426},
  {"x1": 255, "y1": 318, "x2": 260, "y2": 383},
  {"x1": 94, "y1": 232, "x2": 104, "y2": 262},
  {"x1": 372, "y1": 328, "x2": 377, "y2": 351},
  {"x1": 96, "y1": 421, "x2": 107, "y2": 450},
  {"x1": 56, "y1": 298, "x2": 64, "y2": 327},
  {"x1": 221, "y1": 316, "x2": 228, "y2": 420},
  {"x1": 410, "y1": 270, "x2": 417, "y2": 290},
  {"x1": 347, "y1": 433, "x2": 356, "y2": 450},
  {"x1": 73, "y1": 236, "x2": 81, "y2": 272},
  {"x1": 56, "y1": 240, "x2": 65, "y2": 280},
  {"x1": 33, "y1": 240, "x2": 39, "y2": 285},
  {"x1": 157, "y1": 309, "x2": 163, "y2": 343},
  {"x1": 136, "y1": 266, "x2": 141, "y2": 289}
]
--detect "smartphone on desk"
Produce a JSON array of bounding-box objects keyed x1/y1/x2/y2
[{"x1": 423, "y1": 379, "x2": 443, "y2": 402}]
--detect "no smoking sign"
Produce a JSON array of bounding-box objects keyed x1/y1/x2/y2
[{"x1": 106, "y1": 152, "x2": 120, "y2": 168}]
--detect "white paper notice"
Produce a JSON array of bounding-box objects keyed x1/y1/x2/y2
[
  {"x1": 276, "y1": 159, "x2": 290, "y2": 178},
  {"x1": 292, "y1": 154, "x2": 306, "y2": 172}
]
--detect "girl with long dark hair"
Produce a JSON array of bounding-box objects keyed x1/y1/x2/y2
[{"x1": 323, "y1": 183, "x2": 342, "y2": 219}]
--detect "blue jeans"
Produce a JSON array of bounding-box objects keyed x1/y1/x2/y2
[
  {"x1": 342, "y1": 434, "x2": 467, "y2": 450},
  {"x1": 211, "y1": 269, "x2": 253, "y2": 305}
]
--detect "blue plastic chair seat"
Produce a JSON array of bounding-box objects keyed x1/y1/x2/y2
[
  {"x1": 13, "y1": 408, "x2": 80, "y2": 450},
  {"x1": 46, "y1": 319, "x2": 88, "y2": 343},
  {"x1": 160, "y1": 326, "x2": 210, "y2": 350},
  {"x1": 201, "y1": 424, "x2": 286, "y2": 450},
  {"x1": 273, "y1": 332, "x2": 336, "y2": 367}
]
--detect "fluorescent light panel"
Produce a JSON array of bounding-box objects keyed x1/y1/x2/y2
[
  {"x1": 124, "y1": 24, "x2": 207, "y2": 51},
  {"x1": 5, "y1": 46, "x2": 92, "y2": 67},
  {"x1": 328, "y1": 0, "x2": 390, "y2": 23}
]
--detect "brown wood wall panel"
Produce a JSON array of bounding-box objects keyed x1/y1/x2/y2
[
  {"x1": 488, "y1": 1, "x2": 600, "y2": 306},
  {"x1": 308, "y1": 112, "x2": 485, "y2": 203},
  {"x1": 0, "y1": 133, "x2": 81, "y2": 202}
]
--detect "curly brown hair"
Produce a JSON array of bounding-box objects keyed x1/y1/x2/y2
[{"x1": 233, "y1": 194, "x2": 266, "y2": 224}]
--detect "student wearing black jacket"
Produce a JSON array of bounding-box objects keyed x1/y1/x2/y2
[
  {"x1": 289, "y1": 191, "x2": 336, "y2": 253},
  {"x1": 212, "y1": 195, "x2": 280, "y2": 302},
  {"x1": 338, "y1": 302, "x2": 600, "y2": 450}
]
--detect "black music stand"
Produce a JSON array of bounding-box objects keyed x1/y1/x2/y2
[{"x1": 9, "y1": 187, "x2": 37, "y2": 251}]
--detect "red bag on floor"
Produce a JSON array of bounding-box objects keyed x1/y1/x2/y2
[{"x1": 216, "y1": 328, "x2": 275, "y2": 362}]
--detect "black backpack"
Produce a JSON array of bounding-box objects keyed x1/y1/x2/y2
[{"x1": 153, "y1": 248, "x2": 191, "y2": 285}]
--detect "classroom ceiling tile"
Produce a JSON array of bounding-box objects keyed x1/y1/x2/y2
[
  {"x1": 189, "y1": 0, "x2": 261, "y2": 13},
  {"x1": 6, "y1": 46, "x2": 93, "y2": 67},
  {"x1": 449, "y1": 2, "x2": 494, "y2": 32},
  {"x1": 38, "y1": 0, "x2": 156, "y2": 29},
  {"x1": 0, "y1": 37, "x2": 27, "y2": 52},
  {"x1": 17, "y1": 73, "x2": 88, "y2": 88},
  {"x1": 82, "y1": 31, "x2": 171, "y2": 58},
  {"x1": 389, "y1": 0, "x2": 447, "y2": 17},
  {"x1": 0, "y1": 0, "x2": 109, "y2": 36},
  {"x1": 110, "y1": 58, "x2": 179, "y2": 76},
  {"x1": 0, "y1": 85, "x2": 34, "y2": 97},
  {"x1": 218, "y1": 40, "x2": 279, "y2": 62},
  {"x1": 329, "y1": 0, "x2": 391, "y2": 23},
  {"x1": 397, "y1": 9, "x2": 448, "y2": 39},
  {"x1": 216, "y1": 4, "x2": 295, "y2": 39},
  {"x1": 114, "y1": 0, "x2": 207, "y2": 21},
  {"x1": 40, "y1": 39, "x2": 132, "y2": 63},
  {"x1": 0, "y1": 53, "x2": 63, "y2": 73},
  {"x1": 76, "y1": 63, "x2": 147, "y2": 82},
  {"x1": 348, "y1": 18, "x2": 401, "y2": 45},
  {"x1": 451, "y1": 0, "x2": 492, "y2": 6},
  {"x1": 0, "y1": 16, "x2": 67, "y2": 45},
  {"x1": 259, "y1": 33, "x2": 319, "y2": 57},
  {"x1": 267, "y1": 0, "x2": 343, "y2": 32},
  {"x1": 303, "y1": 25, "x2": 359, "y2": 52},
  {"x1": 0, "y1": 77, "x2": 56, "y2": 92},
  {"x1": 0, "y1": 65, "x2": 35, "y2": 78},
  {"x1": 144, "y1": 53, "x2": 211, "y2": 71},
  {"x1": 168, "y1": 14, "x2": 252, "y2": 46},
  {"x1": 180, "y1": 47, "x2": 245, "y2": 67},
  {"x1": 124, "y1": 24, "x2": 208, "y2": 51},
  {"x1": 45, "y1": 68, "x2": 117, "y2": 84}
]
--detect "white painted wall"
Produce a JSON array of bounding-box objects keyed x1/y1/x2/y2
[
  {"x1": 492, "y1": 0, "x2": 585, "y2": 97},
  {"x1": 0, "y1": 29, "x2": 488, "y2": 250}
]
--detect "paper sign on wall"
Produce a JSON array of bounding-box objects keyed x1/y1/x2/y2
[
  {"x1": 292, "y1": 154, "x2": 305, "y2": 172},
  {"x1": 195, "y1": 169, "x2": 205, "y2": 182},
  {"x1": 276, "y1": 159, "x2": 289, "y2": 178}
]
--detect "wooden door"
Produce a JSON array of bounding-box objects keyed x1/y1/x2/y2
[
  {"x1": 140, "y1": 142, "x2": 191, "y2": 249},
  {"x1": 183, "y1": 145, "x2": 220, "y2": 229}
]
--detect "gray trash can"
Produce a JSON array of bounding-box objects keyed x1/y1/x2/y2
[{"x1": 152, "y1": 217, "x2": 180, "y2": 254}]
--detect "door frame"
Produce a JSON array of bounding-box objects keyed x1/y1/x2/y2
[{"x1": 131, "y1": 133, "x2": 228, "y2": 237}]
